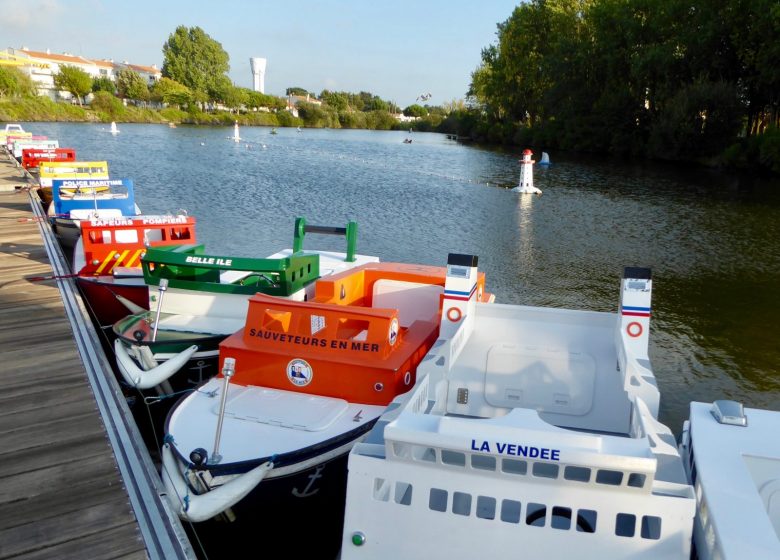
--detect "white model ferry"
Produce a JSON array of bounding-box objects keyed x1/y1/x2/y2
[
  {"x1": 341, "y1": 257, "x2": 695, "y2": 558},
  {"x1": 680, "y1": 401, "x2": 780, "y2": 559}
]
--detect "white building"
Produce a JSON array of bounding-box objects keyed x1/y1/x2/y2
[{"x1": 0, "y1": 46, "x2": 161, "y2": 100}]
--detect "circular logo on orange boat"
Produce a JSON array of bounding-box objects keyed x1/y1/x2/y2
[
  {"x1": 389, "y1": 318, "x2": 399, "y2": 345},
  {"x1": 287, "y1": 358, "x2": 313, "y2": 387}
]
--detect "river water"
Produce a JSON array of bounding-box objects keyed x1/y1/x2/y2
[
  {"x1": 29, "y1": 121, "x2": 780, "y2": 436},
  {"x1": 26, "y1": 121, "x2": 780, "y2": 558}
]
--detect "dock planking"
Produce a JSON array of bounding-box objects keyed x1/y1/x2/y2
[{"x1": 0, "y1": 153, "x2": 147, "y2": 559}]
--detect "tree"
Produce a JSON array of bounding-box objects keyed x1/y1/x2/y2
[
  {"x1": 403, "y1": 104, "x2": 428, "y2": 118},
  {"x1": 162, "y1": 26, "x2": 230, "y2": 102},
  {"x1": 286, "y1": 86, "x2": 310, "y2": 97},
  {"x1": 116, "y1": 68, "x2": 150, "y2": 102},
  {"x1": 53, "y1": 65, "x2": 92, "y2": 105},
  {"x1": 245, "y1": 90, "x2": 285, "y2": 110},
  {"x1": 0, "y1": 66, "x2": 36, "y2": 97},
  {"x1": 91, "y1": 76, "x2": 116, "y2": 95},
  {"x1": 150, "y1": 77, "x2": 192, "y2": 107}
]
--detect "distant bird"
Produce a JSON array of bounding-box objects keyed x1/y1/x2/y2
[{"x1": 416, "y1": 92, "x2": 432, "y2": 102}]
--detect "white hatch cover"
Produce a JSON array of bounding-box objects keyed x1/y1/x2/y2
[
  {"x1": 484, "y1": 344, "x2": 596, "y2": 415},
  {"x1": 215, "y1": 386, "x2": 350, "y2": 431}
]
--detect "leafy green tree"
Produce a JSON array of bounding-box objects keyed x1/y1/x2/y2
[
  {"x1": 403, "y1": 104, "x2": 428, "y2": 118},
  {"x1": 286, "y1": 86, "x2": 310, "y2": 97},
  {"x1": 162, "y1": 26, "x2": 230, "y2": 102},
  {"x1": 53, "y1": 65, "x2": 92, "y2": 105},
  {"x1": 320, "y1": 90, "x2": 349, "y2": 111},
  {"x1": 91, "y1": 76, "x2": 116, "y2": 95},
  {"x1": 246, "y1": 90, "x2": 286, "y2": 110},
  {"x1": 89, "y1": 90, "x2": 125, "y2": 118},
  {"x1": 150, "y1": 77, "x2": 191, "y2": 107},
  {"x1": 0, "y1": 66, "x2": 36, "y2": 97},
  {"x1": 116, "y1": 68, "x2": 150, "y2": 102}
]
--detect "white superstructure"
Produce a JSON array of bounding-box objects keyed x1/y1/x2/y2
[
  {"x1": 250, "y1": 57, "x2": 267, "y2": 93},
  {"x1": 680, "y1": 401, "x2": 780, "y2": 560},
  {"x1": 342, "y1": 259, "x2": 695, "y2": 559}
]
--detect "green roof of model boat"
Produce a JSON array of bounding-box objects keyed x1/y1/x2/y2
[{"x1": 141, "y1": 217, "x2": 358, "y2": 297}]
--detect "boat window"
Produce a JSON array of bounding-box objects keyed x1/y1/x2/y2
[
  {"x1": 576, "y1": 509, "x2": 597, "y2": 533},
  {"x1": 641, "y1": 516, "x2": 662, "y2": 540},
  {"x1": 526, "y1": 503, "x2": 546, "y2": 527},
  {"x1": 412, "y1": 446, "x2": 437, "y2": 463},
  {"x1": 429, "y1": 488, "x2": 448, "y2": 512},
  {"x1": 532, "y1": 462, "x2": 559, "y2": 479},
  {"x1": 452, "y1": 492, "x2": 471, "y2": 516},
  {"x1": 373, "y1": 478, "x2": 390, "y2": 502},
  {"x1": 441, "y1": 450, "x2": 466, "y2": 467},
  {"x1": 596, "y1": 469, "x2": 623, "y2": 486},
  {"x1": 471, "y1": 454, "x2": 496, "y2": 471},
  {"x1": 564, "y1": 466, "x2": 591, "y2": 482},
  {"x1": 551, "y1": 506, "x2": 572, "y2": 530},
  {"x1": 500, "y1": 499, "x2": 522, "y2": 524},
  {"x1": 394, "y1": 482, "x2": 412, "y2": 506},
  {"x1": 627, "y1": 473, "x2": 646, "y2": 488},
  {"x1": 115, "y1": 229, "x2": 139, "y2": 244},
  {"x1": 615, "y1": 513, "x2": 636, "y2": 537},
  {"x1": 501, "y1": 458, "x2": 527, "y2": 475},
  {"x1": 476, "y1": 496, "x2": 496, "y2": 520}
]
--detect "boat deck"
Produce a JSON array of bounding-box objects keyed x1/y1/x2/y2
[{"x1": 0, "y1": 151, "x2": 192, "y2": 558}]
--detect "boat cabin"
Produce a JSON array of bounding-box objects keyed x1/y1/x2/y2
[
  {"x1": 218, "y1": 260, "x2": 492, "y2": 405},
  {"x1": 75, "y1": 215, "x2": 197, "y2": 277},
  {"x1": 22, "y1": 148, "x2": 76, "y2": 170}
]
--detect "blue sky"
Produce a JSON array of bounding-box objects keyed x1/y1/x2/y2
[{"x1": 0, "y1": 0, "x2": 519, "y2": 107}]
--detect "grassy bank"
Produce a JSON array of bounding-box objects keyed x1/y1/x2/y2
[{"x1": 0, "y1": 96, "x2": 305, "y2": 128}]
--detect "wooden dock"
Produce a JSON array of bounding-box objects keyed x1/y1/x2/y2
[{"x1": 0, "y1": 151, "x2": 193, "y2": 559}]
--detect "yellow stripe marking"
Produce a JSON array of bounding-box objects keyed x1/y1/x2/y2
[
  {"x1": 95, "y1": 250, "x2": 117, "y2": 274},
  {"x1": 124, "y1": 249, "x2": 143, "y2": 268}
]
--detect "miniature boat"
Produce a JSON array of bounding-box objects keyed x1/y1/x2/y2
[
  {"x1": 341, "y1": 264, "x2": 695, "y2": 559},
  {"x1": 112, "y1": 218, "x2": 379, "y2": 391},
  {"x1": 11, "y1": 138, "x2": 58, "y2": 162},
  {"x1": 37, "y1": 160, "x2": 110, "y2": 209},
  {"x1": 679, "y1": 401, "x2": 780, "y2": 559},
  {"x1": 73, "y1": 215, "x2": 197, "y2": 327},
  {"x1": 160, "y1": 254, "x2": 493, "y2": 533},
  {"x1": 48, "y1": 178, "x2": 141, "y2": 250},
  {"x1": 21, "y1": 148, "x2": 77, "y2": 173}
]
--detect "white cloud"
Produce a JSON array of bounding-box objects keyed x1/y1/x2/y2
[{"x1": 0, "y1": 0, "x2": 63, "y2": 30}]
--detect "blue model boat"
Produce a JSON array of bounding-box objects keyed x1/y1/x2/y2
[{"x1": 48, "y1": 178, "x2": 141, "y2": 249}]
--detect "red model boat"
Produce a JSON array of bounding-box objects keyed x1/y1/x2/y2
[{"x1": 73, "y1": 215, "x2": 197, "y2": 326}]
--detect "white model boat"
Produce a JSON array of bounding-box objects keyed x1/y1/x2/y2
[
  {"x1": 341, "y1": 264, "x2": 695, "y2": 558},
  {"x1": 679, "y1": 401, "x2": 780, "y2": 559},
  {"x1": 160, "y1": 255, "x2": 493, "y2": 547}
]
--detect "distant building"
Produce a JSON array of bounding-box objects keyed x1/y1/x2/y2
[
  {"x1": 0, "y1": 46, "x2": 161, "y2": 101},
  {"x1": 285, "y1": 93, "x2": 322, "y2": 118}
]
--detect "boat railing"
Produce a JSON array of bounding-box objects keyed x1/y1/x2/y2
[
  {"x1": 292, "y1": 216, "x2": 358, "y2": 263},
  {"x1": 141, "y1": 245, "x2": 320, "y2": 297}
]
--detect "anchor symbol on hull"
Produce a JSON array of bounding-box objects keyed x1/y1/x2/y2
[
  {"x1": 188, "y1": 360, "x2": 208, "y2": 386},
  {"x1": 292, "y1": 464, "x2": 325, "y2": 497}
]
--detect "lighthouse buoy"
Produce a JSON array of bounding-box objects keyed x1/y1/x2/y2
[{"x1": 511, "y1": 148, "x2": 542, "y2": 195}]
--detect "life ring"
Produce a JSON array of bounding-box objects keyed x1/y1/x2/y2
[
  {"x1": 446, "y1": 307, "x2": 462, "y2": 322},
  {"x1": 626, "y1": 322, "x2": 643, "y2": 338}
]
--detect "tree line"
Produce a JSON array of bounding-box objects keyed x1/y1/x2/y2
[{"x1": 460, "y1": 0, "x2": 779, "y2": 172}]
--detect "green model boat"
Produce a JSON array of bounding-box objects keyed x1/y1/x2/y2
[{"x1": 112, "y1": 217, "x2": 379, "y2": 391}]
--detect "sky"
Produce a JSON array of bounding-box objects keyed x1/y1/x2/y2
[{"x1": 0, "y1": 0, "x2": 520, "y2": 108}]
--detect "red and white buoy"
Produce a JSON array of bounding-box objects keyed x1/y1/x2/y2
[{"x1": 512, "y1": 149, "x2": 542, "y2": 194}]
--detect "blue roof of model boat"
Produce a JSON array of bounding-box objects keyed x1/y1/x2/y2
[{"x1": 50, "y1": 178, "x2": 136, "y2": 216}]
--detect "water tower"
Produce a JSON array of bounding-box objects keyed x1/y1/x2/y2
[{"x1": 250, "y1": 57, "x2": 267, "y2": 93}]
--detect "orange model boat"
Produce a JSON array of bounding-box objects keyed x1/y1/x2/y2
[{"x1": 161, "y1": 254, "x2": 493, "y2": 542}]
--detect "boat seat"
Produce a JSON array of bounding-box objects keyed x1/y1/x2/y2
[{"x1": 372, "y1": 279, "x2": 442, "y2": 328}]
